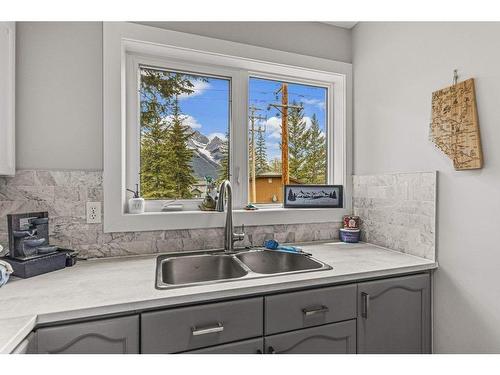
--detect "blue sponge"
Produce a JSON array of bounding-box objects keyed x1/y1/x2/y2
[
  {"x1": 264, "y1": 239, "x2": 302, "y2": 253},
  {"x1": 264, "y1": 239, "x2": 279, "y2": 249}
]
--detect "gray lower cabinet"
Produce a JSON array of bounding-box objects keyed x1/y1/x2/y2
[
  {"x1": 185, "y1": 338, "x2": 264, "y2": 354},
  {"x1": 357, "y1": 273, "x2": 431, "y2": 354},
  {"x1": 37, "y1": 315, "x2": 139, "y2": 354},
  {"x1": 17, "y1": 272, "x2": 431, "y2": 354},
  {"x1": 264, "y1": 320, "x2": 356, "y2": 354}
]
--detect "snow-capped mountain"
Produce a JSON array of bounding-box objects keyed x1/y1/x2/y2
[{"x1": 187, "y1": 129, "x2": 225, "y2": 179}]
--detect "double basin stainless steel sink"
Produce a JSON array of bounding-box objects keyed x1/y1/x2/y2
[{"x1": 156, "y1": 248, "x2": 332, "y2": 289}]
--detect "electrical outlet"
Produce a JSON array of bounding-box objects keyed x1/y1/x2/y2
[{"x1": 86, "y1": 202, "x2": 102, "y2": 224}]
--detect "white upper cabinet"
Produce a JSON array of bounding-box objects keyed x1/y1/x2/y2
[{"x1": 0, "y1": 22, "x2": 15, "y2": 176}]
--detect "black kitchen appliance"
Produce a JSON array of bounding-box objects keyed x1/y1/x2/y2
[{"x1": 3, "y1": 212, "x2": 76, "y2": 278}]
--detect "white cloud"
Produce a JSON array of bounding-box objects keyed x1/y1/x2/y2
[
  {"x1": 164, "y1": 114, "x2": 202, "y2": 129},
  {"x1": 178, "y1": 79, "x2": 210, "y2": 100},
  {"x1": 262, "y1": 116, "x2": 313, "y2": 140},
  {"x1": 183, "y1": 115, "x2": 203, "y2": 129},
  {"x1": 262, "y1": 117, "x2": 282, "y2": 140},
  {"x1": 300, "y1": 98, "x2": 326, "y2": 110},
  {"x1": 208, "y1": 132, "x2": 227, "y2": 141}
]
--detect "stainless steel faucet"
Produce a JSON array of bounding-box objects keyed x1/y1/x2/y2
[{"x1": 216, "y1": 180, "x2": 245, "y2": 252}]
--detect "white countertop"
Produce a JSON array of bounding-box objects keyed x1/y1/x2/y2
[{"x1": 0, "y1": 241, "x2": 437, "y2": 353}]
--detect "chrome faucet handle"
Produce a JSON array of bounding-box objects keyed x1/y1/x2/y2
[{"x1": 233, "y1": 224, "x2": 245, "y2": 243}]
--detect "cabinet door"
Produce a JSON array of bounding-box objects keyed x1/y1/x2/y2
[
  {"x1": 37, "y1": 315, "x2": 139, "y2": 354},
  {"x1": 264, "y1": 320, "x2": 356, "y2": 354},
  {"x1": 185, "y1": 338, "x2": 263, "y2": 354},
  {"x1": 357, "y1": 273, "x2": 431, "y2": 354},
  {"x1": 11, "y1": 332, "x2": 37, "y2": 354}
]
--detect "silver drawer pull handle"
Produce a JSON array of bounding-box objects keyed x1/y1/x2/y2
[
  {"x1": 191, "y1": 322, "x2": 224, "y2": 336},
  {"x1": 302, "y1": 305, "x2": 329, "y2": 316},
  {"x1": 361, "y1": 292, "x2": 370, "y2": 319}
]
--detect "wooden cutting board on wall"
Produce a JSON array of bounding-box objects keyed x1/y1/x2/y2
[{"x1": 430, "y1": 78, "x2": 483, "y2": 170}]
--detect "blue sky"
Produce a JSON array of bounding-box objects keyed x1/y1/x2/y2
[
  {"x1": 176, "y1": 75, "x2": 327, "y2": 161},
  {"x1": 177, "y1": 75, "x2": 230, "y2": 140}
]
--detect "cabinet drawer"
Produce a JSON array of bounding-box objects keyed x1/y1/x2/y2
[
  {"x1": 37, "y1": 315, "x2": 139, "y2": 354},
  {"x1": 265, "y1": 284, "x2": 357, "y2": 335},
  {"x1": 186, "y1": 338, "x2": 263, "y2": 354},
  {"x1": 264, "y1": 320, "x2": 356, "y2": 354},
  {"x1": 141, "y1": 297, "x2": 263, "y2": 353}
]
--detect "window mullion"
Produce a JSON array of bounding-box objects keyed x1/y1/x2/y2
[{"x1": 230, "y1": 70, "x2": 249, "y2": 211}]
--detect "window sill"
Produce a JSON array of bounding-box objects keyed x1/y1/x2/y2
[{"x1": 107, "y1": 206, "x2": 350, "y2": 232}]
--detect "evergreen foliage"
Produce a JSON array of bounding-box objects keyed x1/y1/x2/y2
[
  {"x1": 139, "y1": 69, "x2": 200, "y2": 199},
  {"x1": 166, "y1": 99, "x2": 197, "y2": 199},
  {"x1": 255, "y1": 128, "x2": 269, "y2": 174},
  {"x1": 287, "y1": 101, "x2": 309, "y2": 181},
  {"x1": 140, "y1": 118, "x2": 172, "y2": 199},
  {"x1": 303, "y1": 113, "x2": 327, "y2": 184},
  {"x1": 140, "y1": 69, "x2": 195, "y2": 127}
]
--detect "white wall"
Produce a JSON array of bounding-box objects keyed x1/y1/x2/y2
[
  {"x1": 353, "y1": 22, "x2": 500, "y2": 353},
  {"x1": 15, "y1": 22, "x2": 351, "y2": 170},
  {"x1": 136, "y1": 22, "x2": 352, "y2": 63}
]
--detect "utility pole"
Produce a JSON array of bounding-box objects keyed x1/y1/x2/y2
[
  {"x1": 268, "y1": 83, "x2": 302, "y2": 186},
  {"x1": 248, "y1": 105, "x2": 266, "y2": 203},
  {"x1": 281, "y1": 84, "x2": 289, "y2": 185}
]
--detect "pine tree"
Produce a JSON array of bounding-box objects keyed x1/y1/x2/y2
[
  {"x1": 166, "y1": 98, "x2": 197, "y2": 199},
  {"x1": 287, "y1": 101, "x2": 309, "y2": 181},
  {"x1": 303, "y1": 114, "x2": 327, "y2": 184},
  {"x1": 217, "y1": 132, "x2": 230, "y2": 184},
  {"x1": 139, "y1": 70, "x2": 199, "y2": 198},
  {"x1": 140, "y1": 80, "x2": 174, "y2": 199},
  {"x1": 140, "y1": 119, "x2": 173, "y2": 199},
  {"x1": 255, "y1": 129, "x2": 269, "y2": 174}
]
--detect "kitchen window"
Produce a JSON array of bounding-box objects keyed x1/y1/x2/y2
[{"x1": 104, "y1": 22, "x2": 351, "y2": 232}]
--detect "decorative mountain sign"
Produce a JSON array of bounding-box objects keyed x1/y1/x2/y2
[
  {"x1": 429, "y1": 78, "x2": 483, "y2": 170},
  {"x1": 283, "y1": 184, "x2": 343, "y2": 208}
]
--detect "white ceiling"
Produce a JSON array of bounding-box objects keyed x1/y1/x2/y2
[{"x1": 322, "y1": 22, "x2": 358, "y2": 29}]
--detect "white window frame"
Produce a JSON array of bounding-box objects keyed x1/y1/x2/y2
[{"x1": 103, "y1": 22, "x2": 352, "y2": 233}]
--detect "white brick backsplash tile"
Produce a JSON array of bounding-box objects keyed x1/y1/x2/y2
[
  {"x1": 353, "y1": 171, "x2": 436, "y2": 260},
  {"x1": 0, "y1": 170, "x2": 342, "y2": 259}
]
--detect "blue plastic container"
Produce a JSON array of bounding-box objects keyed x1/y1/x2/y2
[{"x1": 339, "y1": 228, "x2": 361, "y2": 243}]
